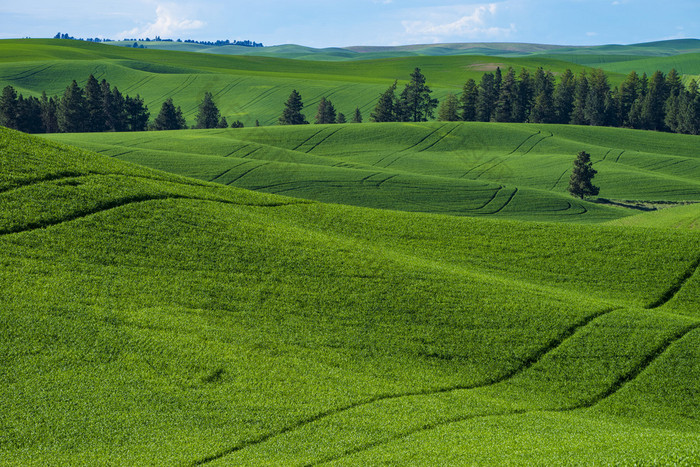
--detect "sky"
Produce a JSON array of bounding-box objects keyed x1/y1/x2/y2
[{"x1": 1, "y1": 0, "x2": 699, "y2": 48}]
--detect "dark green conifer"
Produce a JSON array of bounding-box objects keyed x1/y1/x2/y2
[
  {"x1": 568, "y1": 150, "x2": 599, "y2": 199},
  {"x1": 279, "y1": 90, "x2": 308, "y2": 125}
]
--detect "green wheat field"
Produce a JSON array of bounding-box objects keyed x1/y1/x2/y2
[{"x1": 0, "y1": 39, "x2": 699, "y2": 465}]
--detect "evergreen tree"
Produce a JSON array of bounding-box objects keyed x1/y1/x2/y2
[
  {"x1": 0, "y1": 85, "x2": 19, "y2": 129},
  {"x1": 640, "y1": 71, "x2": 668, "y2": 131},
  {"x1": 397, "y1": 68, "x2": 438, "y2": 122},
  {"x1": 231, "y1": 120, "x2": 244, "y2": 128},
  {"x1": 476, "y1": 72, "x2": 497, "y2": 122},
  {"x1": 570, "y1": 71, "x2": 589, "y2": 125},
  {"x1": 279, "y1": 89, "x2": 308, "y2": 125},
  {"x1": 16, "y1": 95, "x2": 43, "y2": 133},
  {"x1": 40, "y1": 91, "x2": 59, "y2": 133},
  {"x1": 530, "y1": 68, "x2": 556, "y2": 123},
  {"x1": 218, "y1": 116, "x2": 229, "y2": 128},
  {"x1": 494, "y1": 67, "x2": 517, "y2": 122},
  {"x1": 255, "y1": 119, "x2": 260, "y2": 127},
  {"x1": 153, "y1": 98, "x2": 185, "y2": 130},
  {"x1": 494, "y1": 66, "x2": 502, "y2": 98},
  {"x1": 351, "y1": 107, "x2": 363, "y2": 123},
  {"x1": 619, "y1": 71, "x2": 641, "y2": 127},
  {"x1": 337, "y1": 112, "x2": 346, "y2": 124},
  {"x1": 195, "y1": 92, "x2": 221, "y2": 129},
  {"x1": 553, "y1": 69, "x2": 576, "y2": 124},
  {"x1": 568, "y1": 150, "x2": 599, "y2": 199},
  {"x1": 666, "y1": 68, "x2": 683, "y2": 98},
  {"x1": 102, "y1": 81, "x2": 127, "y2": 132},
  {"x1": 314, "y1": 96, "x2": 336, "y2": 124},
  {"x1": 58, "y1": 80, "x2": 88, "y2": 133},
  {"x1": 438, "y1": 93, "x2": 460, "y2": 121},
  {"x1": 85, "y1": 74, "x2": 106, "y2": 132},
  {"x1": 584, "y1": 69, "x2": 610, "y2": 126},
  {"x1": 371, "y1": 81, "x2": 398, "y2": 122},
  {"x1": 125, "y1": 94, "x2": 149, "y2": 131},
  {"x1": 460, "y1": 78, "x2": 478, "y2": 121},
  {"x1": 513, "y1": 68, "x2": 533, "y2": 123}
]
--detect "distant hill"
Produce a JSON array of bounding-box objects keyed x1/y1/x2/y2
[{"x1": 107, "y1": 38, "x2": 700, "y2": 62}]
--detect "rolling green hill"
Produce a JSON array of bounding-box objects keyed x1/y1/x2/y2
[
  {"x1": 0, "y1": 39, "x2": 621, "y2": 127},
  {"x1": 47, "y1": 122, "x2": 700, "y2": 223},
  {"x1": 2, "y1": 126, "x2": 700, "y2": 464}
]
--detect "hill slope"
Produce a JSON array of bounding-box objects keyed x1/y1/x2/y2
[
  {"x1": 1, "y1": 127, "x2": 699, "y2": 464},
  {"x1": 47, "y1": 122, "x2": 700, "y2": 223}
]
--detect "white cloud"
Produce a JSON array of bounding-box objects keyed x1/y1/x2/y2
[
  {"x1": 119, "y1": 3, "x2": 204, "y2": 39},
  {"x1": 401, "y1": 3, "x2": 515, "y2": 42}
]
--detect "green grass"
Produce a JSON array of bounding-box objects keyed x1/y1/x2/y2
[
  {"x1": 1, "y1": 125, "x2": 700, "y2": 464},
  {"x1": 0, "y1": 39, "x2": 623, "y2": 127},
  {"x1": 46, "y1": 122, "x2": 700, "y2": 224}
]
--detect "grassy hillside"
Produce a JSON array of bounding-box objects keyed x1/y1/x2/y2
[
  {"x1": 0, "y1": 39, "x2": 620, "y2": 127},
  {"x1": 1, "y1": 126, "x2": 699, "y2": 464},
  {"x1": 47, "y1": 122, "x2": 700, "y2": 223}
]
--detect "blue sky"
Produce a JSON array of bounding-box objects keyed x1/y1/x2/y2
[{"x1": 1, "y1": 0, "x2": 698, "y2": 47}]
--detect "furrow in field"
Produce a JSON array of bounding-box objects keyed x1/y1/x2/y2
[
  {"x1": 615, "y1": 150, "x2": 625, "y2": 163},
  {"x1": 550, "y1": 168, "x2": 570, "y2": 190},
  {"x1": 223, "y1": 144, "x2": 250, "y2": 157},
  {"x1": 208, "y1": 160, "x2": 253, "y2": 182},
  {"x1": 2, "y1": 63, "x2": 55, "y2": 82},
  {"x1": 237, "y1": 84, "x2": 283, "y2": 111},
  {"x1": 121, "y1": 74, "x2": 156, "y2": 95},
  {"x1": 372, "y1": 125, "x2": 448, "y2": 168},
  {"x1": 191, "y1": 307, "x2": 621, "y2": 465},
  {"x1": 146, "y1": 74, "x2": 197, "y2": 107},
  {"x1": 418, "y1": 124, "x2": 460, "y2": 152},
  {"x1": 0, "y1": 63, "x2": 50, "y2": 80},
  {"x1": 481, "y1": 187, "x2": 518, "y2": 214},
  {"x1": 505, "y1": 130, "x2": 541, "y2": 156},
  {"x1": 224, "y1": 162, "x2": 270, "y2": 184},
  {"x1": 310, "y1": 322, "x2": 700, "y2": 466},
  {"x1": 646, "y1": 255, "x2": 700, "y2": 309},
  {"x1": 461, "y1": 131, "x2": 540, "y2": 179},
  {"x1": 292, "y1": 129, "x2": 326, "y2": 151},
  {"x1": 305, "y1": 127, "x2": 344, "y2": 153}
]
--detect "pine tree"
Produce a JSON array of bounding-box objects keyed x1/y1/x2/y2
[
  {"x1": 460, "y1": 78, "x2": 478, "y2": 121},
  {"x1": 85, "y1": 74, "x2": 106, "y2": 132},
  {"x1": 529, "y1": 68, "x2": 556, "y2": 123},
  {"x1": 337, "y1": 112, "x2": 346, "y2": 124},
  {"x1": 584, "y1": 69, "x2": 610, "y2": 126},
  {"x1": 218, "y1": 116, "x2": 228, "y2": 128},
  {"x1": 153, "y1": 98, "x2": 185, "y2": 130},
  {"x1": 125, "y1": 94, "x2": 149, "y2": 131},
  {"x1": 351, "y1": 107, "x2": 363, "y2": 123},
  {"x1": 494, "y1": 67, "x2": 517, "y2": 122},
  {"x1": 476, "y1": 72, "x2": 497, "y2": 122},
  {"x1": 397, "y1": 68, "x2": 438, "y2": 122},
  {"x1": 195, "y1": 92, "x2": 221, "y2": 129},
  {"x1": 568, "y1": 150, "x2": 599, "y2": 199},
  {"x1": 371, "y1": 81, "x2": 397, "y2": 122},
  {"x1": 40, "y1": 91, "x2": 59, "y2": 133},
  {"x1": 570, "y1": 71, "x2": 589, "y2": 125},
  {"x1": 0, "y1": 85, "x2": 19, "y2": 129},
  {"x1": 554, "y1": 69, "x2": 576, "y2": 124},
  {"x1": 279, "y1": 90, "x2": 308, "y2": 125},
  {"x1": 315, "y1": 96, "x2": 336, "y2": 124},
  {"x1": 513, "y1": 68, "x2": 533, "y2": 123},
  {"x1": 16, "y1": 95, "x2": 43, "y2": 133},
  {"x1": 640, "y1": 71, "x2": 668, "y2": 131},
  {"x1": 58, "y1": 80, "x2": 88, "y2": 133},
  {"x1": 438, "y1": 93, "x2": 459, "y2": 121},
  {"x1": 619, "y1": 71, "x2": 641, "y2": 127}
]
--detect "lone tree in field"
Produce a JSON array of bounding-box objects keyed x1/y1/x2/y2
[
  {"x1": 279, "y1": 90, "x2": 308, "y2": 125},
  {"x1": 568, "y1": 151, "x2": 599, "y2": 199},
  {"x1": 195, "y1": 92, "x2": 221, "y2": 129}
]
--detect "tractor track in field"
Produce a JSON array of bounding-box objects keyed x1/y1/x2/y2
[
  {"x1": 305, "y1": 127, "x2": 344, "y2": 153},
  {"x1": 1, "y1": 63, "x2": 55, "y2": 82},
  {"x1": 481, "y1": 187, "x2": 518, "y2": 214},
  {"x1": 467, "y1": 186, "x2": 503, "y2": 211},
  {"x1": 224, "y1": 162, "x2": 270, "y2": 185},
  {"x1": 311, "y1": 322, "x2": 700, "y2": 465},
  {"x1": 375, "y1": 174, "x2": 398, "y2": 188},
  {"x1": 223, "y1": 144, "x2": 250, "y2": 157},
  {"x1": 474, "y1": 132, "x2": 552, "y2": 180},
  {"x1": 417, "y1": 124, "x2": 461, "y2": 152},
  {"x1": 646, "y1": 254, "x2": 700, "y2": 309},
  {"x1": 374, "y1": 124, "x2": 449, "y2": 168},
  {"x1": 191, "y1": 306, "x2": 633, "y2": 465},
  {"x1": 460, "y1": 131, "x2": 540, "y2": 179},
  {"x1": 208, "y1": 160, "x2": 253, "y2": 183},
  {"x1": 550, "y1": 168, "x2": 570, "y2": 190},
  {"x1": 292, "y1": 129, "x2": 326, "y2": 151},
  {"x1": 614, "y1": 150, "x2": 625, "y2": 163},
  {"x1": 121, "y1": 75, "x2": 156, "y2": 95},
  {"x1": 147, "y1": 74, "x2": 197, "y2": 107},
  {"x1": 238, "y1": 84, "x2": 283, "y2": 111}
]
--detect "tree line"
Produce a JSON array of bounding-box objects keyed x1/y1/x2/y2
[
  {"x1": 436, "y1": 66, "x2": 700, "y2": 135},
  {"x1": 0, "y1": 76, "x2": 149, "y2": 133}
]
